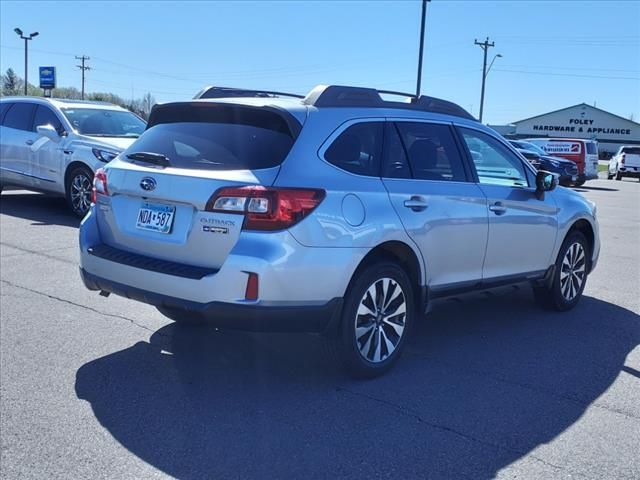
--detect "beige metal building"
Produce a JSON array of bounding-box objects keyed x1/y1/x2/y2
[{"x1": 490, "y1": 103, "x2": 640, "y2": 155}]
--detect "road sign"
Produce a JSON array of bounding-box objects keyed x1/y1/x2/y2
[{"x1": 39, "y1": 66, "x2": 56, "y2": 89}]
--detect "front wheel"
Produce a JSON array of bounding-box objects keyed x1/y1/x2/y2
[
  {"x1": 534, "y1": 231, "x2": 589, "y2": 311},
  {"x1": 65, "y1": 166, "x2": 94, "y2": 217},
  {"x1": 333, "y1": 261, "x2": 415, "y2": 378}
]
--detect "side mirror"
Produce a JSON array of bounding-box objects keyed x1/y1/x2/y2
[
  {"x1": 36, "y1": 124, "x2": 61, "y2": 143},
  {"x1": 535, "y1": 170, "x2": 557, "y2": 200}
]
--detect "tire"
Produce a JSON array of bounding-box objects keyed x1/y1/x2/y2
[
  {"x1": 65, "y1": 166, "x2": 94, "y2": 217},
  {"x1": 573, "y1": 179, "x2": 585, "y2": 187},
  {"x1": 331, "y1": 261, "x2": 415, "y2": 379},
  {"x1": 156, "y1": 306, "x2": 204, "y2": 325},
  {"x1": 534, "y1": 231, "x2": 589, "y2": 312},
  {"x1": 607, "y1": 173, "x2": 614, "y2": 180},
  {"x1": 615, "y1": 171, "x2": 623, "y2": 181}
]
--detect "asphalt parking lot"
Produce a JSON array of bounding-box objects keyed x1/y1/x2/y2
[{"x1": 1, "y1": 176, "x2": 638, "y2": 480}]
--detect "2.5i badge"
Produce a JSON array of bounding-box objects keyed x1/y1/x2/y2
[{"x1": 202, "y1": 225, "x2": 228, "y2": 234}]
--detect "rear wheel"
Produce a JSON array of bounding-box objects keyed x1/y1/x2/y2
[
  {"x1": 332, "y1": 261, "x2": 415, "y2": 378},
  {"x1": 615, "y1": 171, "x2": 623, "y2": 181},
  {"x1": 66, "y1": 166, "x2": 94, "y2": 217},
  {"x1": 573, "y1": 179, "x2": 585, "y2": 187},
  {"x1": 534, "y1": 231, "x2": 589, "y2": 311}
]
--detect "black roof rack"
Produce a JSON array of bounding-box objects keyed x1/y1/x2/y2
[
  {"x1": 303, "y1": 85, "x2": 476, "y2": 121},
  {"x1": 194, "y1": 86, "x2": 305, "y2": 100}
]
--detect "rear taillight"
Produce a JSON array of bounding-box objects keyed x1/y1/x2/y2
[
  {"x1": 206, "y1": 186, "x2": 325, "y2": 231},
  {"x1": 91, "y1": 168, "x2": 109, "y2": 203},
  {"x1": 620, "y1": 153, "x2": 626, "y2": 165}
]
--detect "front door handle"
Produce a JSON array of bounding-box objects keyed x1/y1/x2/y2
[
  {"x1": 404, "y1": 196, "x2": 429, "y2": 212},
  {"x1": 489, "y1": 202, "x2": 507, "y2": 215},
  {"x1": 25, "y1": 139, "x2": 34, "y2": 146}
]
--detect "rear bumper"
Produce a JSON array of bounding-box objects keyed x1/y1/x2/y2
[
  {"x1": 80, "y1": 268, "x2": 343, "y2": 333},
  {"x1": 618, "y1": 167, "x2": 640, "y2": 177}
]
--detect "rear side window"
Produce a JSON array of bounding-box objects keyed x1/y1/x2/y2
[
  {"x1": 127, "y1": 106, "x2": 296, "y2": 171},
  {"x1": 0, "y1": 102, "x2": 13, "y2": 125},
  {"x1": 325, "y1": 122, "x2": 383, "y2": 176},
  {"x1": 395, "y1": 122, "x2": 467, "y2": 182},
  {"x1": 586, "y1": 142, "x2": 598, "y2": 155},
  {"x1": 3, "y1": 102, "x2": 35, "y2": 131},
  {"x1": 33, "y1": 106, "x2": 64, "y2": 134}
]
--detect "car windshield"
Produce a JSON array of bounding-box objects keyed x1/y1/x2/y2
[{"x1": 61, "y1": 108, "x2": 146, "y2": 137}]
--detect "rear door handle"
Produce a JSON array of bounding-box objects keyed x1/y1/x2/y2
[
  {"x1": 489, "y1": 202, "x2": 507, "y2": 215},
  {"x1": 25, "y1": 140, "x2": 34, "y2": 146},
  {"x1": 404, "y1": 196, "x2": 429, "y2": 212}
]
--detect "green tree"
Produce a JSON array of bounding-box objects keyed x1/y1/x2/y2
[{"x1": 1, "y1": 68, "x2": 21, "y2": 96}]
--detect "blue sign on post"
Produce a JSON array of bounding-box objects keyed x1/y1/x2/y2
[{"x1": 39, "y1": 66, "x2": 56, "y2": 89}]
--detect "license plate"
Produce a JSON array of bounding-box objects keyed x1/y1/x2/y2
[{"x1": 136, "y1": 202, "x2": 175, "y2": 234}]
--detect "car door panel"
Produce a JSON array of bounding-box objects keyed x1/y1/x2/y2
[
  {"x1": 382, "y1": 121, "x2": 488, "y2": 288},
  {"x1": 457, "y1": 126, "x2": 559, "y2": 279},
  {"x1": 478, "y1": 184, "x2": 558, "y2": 278},
  {"x1": 0, "y1": 102, "x2": 37, "y2": 188}
]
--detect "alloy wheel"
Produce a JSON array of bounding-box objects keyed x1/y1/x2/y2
[
  {"x1": 560, "y1": 242, "x2": 586, "y2": 301},
  {"x1": 70, "y1": 173, "x2": 92, "y2": 215},
  {"x1": 354, "y1": 277, "x2": 406, "y2": 363}
]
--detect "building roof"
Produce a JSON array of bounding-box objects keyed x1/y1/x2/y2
[{"x1": 513, "y1": 103, "x2": 640, "y2": 127}]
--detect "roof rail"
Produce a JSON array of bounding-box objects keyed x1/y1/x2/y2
[
  {"x1": 303, "y1": 85, "x2": 475, "y2": 121},
  {"x1": 194, "y1": 86, "x2": 305, "y2": 100}
]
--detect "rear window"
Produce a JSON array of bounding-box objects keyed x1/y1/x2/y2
[
  {"x1": 621, "y1": 147, "x2": 640, "y2": 155},
  {"x1": 127, "y1": 105, "x2": 297, "y2": 171},
  {"x1": 586, "y1": 142, "x2": 598, "y2": 155}
]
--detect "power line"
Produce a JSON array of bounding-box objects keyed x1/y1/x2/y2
[{"x1": 493, "y1": 69, "x2": 640, "y2": 81}]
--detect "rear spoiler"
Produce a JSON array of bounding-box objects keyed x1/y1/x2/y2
[{"x1": 146, "y1": 102, "x2": 302, "y2": 139}]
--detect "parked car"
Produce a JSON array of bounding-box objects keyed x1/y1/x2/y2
[
  {"x1": 608, "y1": 145, "x2": 640, "y2": 181},
  {"x1": 509, "y1": 140, "x2": 579, "y2": 186},
  {"x1": 0, "y1": 97, "x2": 146, "y2": 216},
  {"x1": 524, "y1": 138, "x2": 599, "y2": 186},
  {"x1": 79, "y1": 85, "x2": 600, "y2": 377}
]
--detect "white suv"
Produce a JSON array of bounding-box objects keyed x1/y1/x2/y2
[{"x1": 0, "y1": 97, "x2": 146, "y2": 216}]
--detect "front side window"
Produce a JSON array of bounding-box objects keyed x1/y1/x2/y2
[
  {"x1": 61, "y1": 108, "x2": 146, "y2": 138},
  {"x1": 324, "y1": 122, "x2": 383, "y2": 176},
  {"x1": 3, "y1": 102, "x2": 35, "y2": 131},
  {"x1": 33, "y1": 105, "x2": 64, "y2": 134},
  {"x1": 395, "y1": 122, "x2": 467, "y2": 182},
  {"x1": 459, "y1": 128, "x2": 529, "y2": 187}
]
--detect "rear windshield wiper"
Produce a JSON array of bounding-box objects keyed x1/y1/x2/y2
[{"x1": 126, "y1": 152, "x2": 171, "y2": 167}]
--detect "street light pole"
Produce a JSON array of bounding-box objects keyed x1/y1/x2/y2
[
  {"x1": 415, "y1": 0, "x2": 431, "y2": 98},
  {"x1": 14, "y1": 28, "x2": 39, "y2": 95}
]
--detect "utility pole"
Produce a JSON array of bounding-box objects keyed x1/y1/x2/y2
[
  {"x1": 75, "y1": 55, "x2": 90, "y2": 100},
  {"x1": 415, "y1": 0, "x2": 431, "y2": 98},
  {"x1": 474, "y1": 37, "x2": 494, "y2": 122},
  {"x1": 14, "y1": 28, "x2": 39, "y2": 95}
]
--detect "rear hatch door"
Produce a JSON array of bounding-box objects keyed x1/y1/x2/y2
[{"x1": 94, "y1": 102, "x2": 301, "y2": 269}]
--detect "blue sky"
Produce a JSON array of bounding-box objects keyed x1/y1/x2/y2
[{"x1": 1, "y1": 0, "x2": 639, "y2": 124}]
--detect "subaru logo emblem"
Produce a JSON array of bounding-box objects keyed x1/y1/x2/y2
[{"x1": 140, "y1": 177, "x2": 156, "y2": 191}]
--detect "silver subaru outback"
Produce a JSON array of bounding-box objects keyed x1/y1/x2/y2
[{"x1": 79, "y1": 85, "x2": 600, "y2": 377}]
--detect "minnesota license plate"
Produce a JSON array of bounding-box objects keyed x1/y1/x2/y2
[{"x1": 136, "y1": 202, "x2": 175, "y2": 234}]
